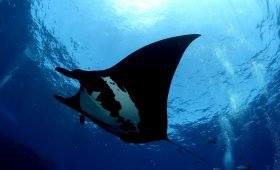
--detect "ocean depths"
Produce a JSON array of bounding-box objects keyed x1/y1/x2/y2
[{"x1": 0, "y1": 0, "x2": 280, "y2": 170}]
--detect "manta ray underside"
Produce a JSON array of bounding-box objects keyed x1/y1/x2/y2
[{"x1": 55, "y1": 34, "x2": 204, "y2": 161}]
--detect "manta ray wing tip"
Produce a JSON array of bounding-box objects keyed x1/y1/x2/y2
[{"x1": 189, "y1": 34, "x2": 201, "y2": 39}]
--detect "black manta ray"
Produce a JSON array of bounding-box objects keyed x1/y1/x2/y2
[{"x1": 55, "y1": 34, "x2": 205, "y2": 161}]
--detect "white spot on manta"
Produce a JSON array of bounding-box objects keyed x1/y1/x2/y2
[
  {"x1": 80, "y1": 89, "x2": 127, "y2": 134},
  {"x1": 79, "y1": 76, "x2": 140, "y2": 133},
  {"x1": 102, "y1": 76, "x2": 140, "y2": 128}
]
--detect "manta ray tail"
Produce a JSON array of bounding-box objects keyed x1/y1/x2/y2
[{"x1": 167, "y1": 139, "x2": 208, "y2": 164}]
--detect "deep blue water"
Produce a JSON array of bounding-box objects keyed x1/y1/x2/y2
[{"x1": 0, "y1": 0, "x2": 280, "y2": 170}]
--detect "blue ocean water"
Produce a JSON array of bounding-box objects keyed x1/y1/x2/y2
[{"x1": 0, "y1": 0, "x2": 280, "y2": 169}]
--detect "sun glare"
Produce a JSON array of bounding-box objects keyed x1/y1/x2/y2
[
  {"x1": 112, "y1": 0, "x2": 168, "y2": 30},
  {"x1": 113, "y1": 0, "x2": 166, "y2": 15}
]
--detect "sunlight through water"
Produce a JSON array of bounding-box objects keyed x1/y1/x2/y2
[{"x1": 112, "y1": 0, "x2": 169, "y2": 30}]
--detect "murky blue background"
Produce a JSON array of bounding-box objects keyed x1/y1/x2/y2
[{"x1": 0, "y1": 0, "x2": 280, "y2": 169}]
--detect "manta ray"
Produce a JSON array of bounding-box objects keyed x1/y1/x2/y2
[{"x1": 55, "y1": 34, "x2": 205, "y2": 161}]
